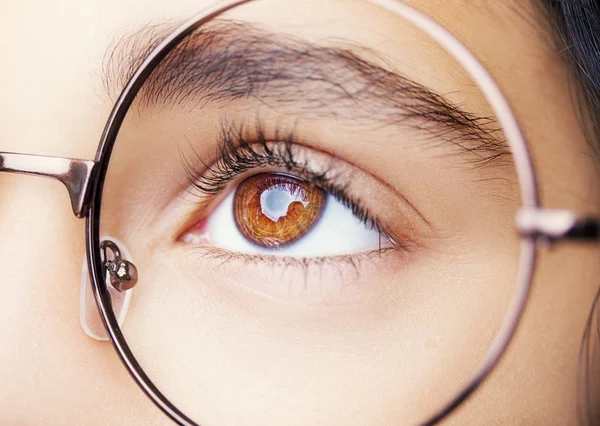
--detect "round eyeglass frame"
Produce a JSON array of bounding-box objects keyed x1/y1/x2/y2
[{"x1": 86, "y1": 1, "x2": 540, "y2": 425}]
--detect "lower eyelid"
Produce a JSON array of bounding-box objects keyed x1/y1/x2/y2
[{"x1": 181, "y1": 245, "x2": 405, "y2": 305}]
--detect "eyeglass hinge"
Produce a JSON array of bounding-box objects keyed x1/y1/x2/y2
[
  {"x1": 0, "y1": 152, "x2": 97, "y2": 218},
  {"x1": 516, "y1": 208, "x2": 599, "y2": 242}
]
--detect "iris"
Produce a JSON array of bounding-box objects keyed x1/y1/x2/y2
[{"x1": 233, "y1": 173, "x2": 325, "y2": 248}]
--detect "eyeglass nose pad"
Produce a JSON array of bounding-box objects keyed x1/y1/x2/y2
[{"x1": 80, "y1": 236, "x2": 134, "y2": 341}]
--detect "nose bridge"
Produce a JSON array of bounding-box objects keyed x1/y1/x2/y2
[{"x1": 0, "y1": 152, "x2": 96, "y2": 218}]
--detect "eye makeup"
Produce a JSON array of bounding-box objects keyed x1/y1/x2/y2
[{"x1": 177, "y1": 119, "x2": 398, "y2": 248}]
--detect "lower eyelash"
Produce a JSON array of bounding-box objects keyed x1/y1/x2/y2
[
  {"x1": 187, "y1": 245, "x2": 404, "y2": 300},
  {"x1": 196, "y1": 245, "x2": 399, "y2": 268}
]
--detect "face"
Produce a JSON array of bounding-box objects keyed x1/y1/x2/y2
[{"x1": 1, "y1": 0, "x2": 598, "y2": 424}]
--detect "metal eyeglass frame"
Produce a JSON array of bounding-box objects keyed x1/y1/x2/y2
[{"x1": 1, "y1": 0, "x2": 598, "y2": 424}]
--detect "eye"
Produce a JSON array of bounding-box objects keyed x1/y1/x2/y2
[{"x1": 181, "y1": 171, "x2": 386, "y2": 257}]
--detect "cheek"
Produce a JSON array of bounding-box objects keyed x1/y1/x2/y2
[{"x1": 113, "y1": 230, "x2": 518, "y2": 424}]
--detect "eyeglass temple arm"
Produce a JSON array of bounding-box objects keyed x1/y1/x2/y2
[
  {"x1": 0, "y1": 152, "x2": 96, "y2": 218},
  {"x1": 0, "y1": 152, "x2": 598, "y2": 241}
]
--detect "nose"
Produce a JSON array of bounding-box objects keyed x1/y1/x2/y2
[
  {"x1": 0, "y1": 5, "x2": 159, "y2": 422},
  {"x1": 0, "y1": 167, "x2": 89, "y2": 417}
]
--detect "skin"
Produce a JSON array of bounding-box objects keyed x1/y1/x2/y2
[{"x1": 0, "y1": 0, "x2": 598, "y2": 425}]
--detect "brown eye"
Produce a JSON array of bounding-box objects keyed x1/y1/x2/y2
[{"x1": 233, "y1": 173, "x2": 326, "y2": 248}]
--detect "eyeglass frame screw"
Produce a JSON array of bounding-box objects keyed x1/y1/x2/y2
[{"x1": 100, "y1": 240, "x2": 138, "y2": 292}]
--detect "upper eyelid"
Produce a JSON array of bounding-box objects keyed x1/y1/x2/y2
[
  {"x1": 181, "y1": 120, "x2": 330, "y2": 196},
  {"x1": 106, "y1": 19, "x2": 509, "y2": 167},
  {"x1": 179, "y1": 123, "x2": 367, "y2": 217},
  {"x1": 188, "y1": 117, "x2": 432, "y2": 226}
]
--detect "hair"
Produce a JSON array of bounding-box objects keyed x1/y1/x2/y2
[
  {"x1": 538, "y1": 1, "x2": 600, "y2": 425},
  {"x1": 539, "y1": 0, "x2": 600, "y2": 166}
]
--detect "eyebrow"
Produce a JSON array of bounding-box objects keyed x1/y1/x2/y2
[{"x1": 103, "y1": 20, "x2": 509, "y2": 165}]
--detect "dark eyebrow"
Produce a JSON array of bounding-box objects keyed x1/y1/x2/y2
[{"x1": 103, "y1": 20, "x2": 509, "y2": 165}]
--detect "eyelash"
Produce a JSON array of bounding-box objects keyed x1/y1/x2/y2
[{"x1": 179, "y1": 119, "x2": 396, "y2": 251}]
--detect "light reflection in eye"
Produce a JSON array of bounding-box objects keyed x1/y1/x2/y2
[{"x1": 182, "y1": 172, "x2": 386, "y2": 257}]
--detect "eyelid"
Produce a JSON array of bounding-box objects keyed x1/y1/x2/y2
[{"x1": 176, "y1": 242, "x2": 407, "y2": 305}]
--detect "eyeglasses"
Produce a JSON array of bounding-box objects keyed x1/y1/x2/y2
[{"x1": 2, "y1": 1, "x2": 598, "y2": 424}]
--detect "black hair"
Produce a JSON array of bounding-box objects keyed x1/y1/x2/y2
[
  {"x1": 538, "y1": 1, "x2": 600, "y2": 425},
  {"x1": 540, "y1": 0, "x2": 600, "y2": 166}
]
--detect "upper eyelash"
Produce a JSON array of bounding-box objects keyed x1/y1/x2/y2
[
  {"x1": 179, "y1": 119, "x2": 396, "y2": 246},
  {"x1": 181, "y1": 119, "x2": 310, "y2": 195}
]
